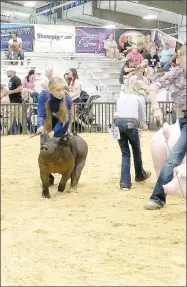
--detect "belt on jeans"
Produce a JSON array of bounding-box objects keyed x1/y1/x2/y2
[{"x1": 115, "y1": 118, "x2": 138, "y2": 124}]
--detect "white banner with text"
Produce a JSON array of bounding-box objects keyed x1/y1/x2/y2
[{"x1": 34, "y1": 24, "x2": 75, "y2": 53}]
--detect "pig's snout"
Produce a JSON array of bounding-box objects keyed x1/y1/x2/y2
[{"x1": 40, "y1": 145, "x2": 50, "y2": 153}]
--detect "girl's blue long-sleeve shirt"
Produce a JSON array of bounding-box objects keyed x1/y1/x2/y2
[{"x1": 37, "y1": 90, "x2": 72, "y2": 137}]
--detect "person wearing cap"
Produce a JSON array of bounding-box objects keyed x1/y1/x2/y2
[
  {"x1": 6, "y1": 31, "x2": 24, "y2": 65},
  {"x1": 126, "y1": 45, "x2": 144, "y2": 65}
]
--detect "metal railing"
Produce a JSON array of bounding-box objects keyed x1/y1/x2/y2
[{"x1": 0, "y1": 101, "x2": 175, "y2": 136}]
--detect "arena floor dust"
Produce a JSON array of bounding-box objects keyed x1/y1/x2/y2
[{"x1": 1, "y1": 132, "x2": 186, "y2": 286}]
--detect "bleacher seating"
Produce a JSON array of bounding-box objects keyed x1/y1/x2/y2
[{"x1": 1, "y1": 51, "x2": 124, "y2": 101}]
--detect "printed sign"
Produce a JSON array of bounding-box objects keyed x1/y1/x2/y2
[
  {"x1": 1, "y1": 24, "x2": 34, "y2": 51},
  {"x1": 108, "y1": 125, "x2": 121, "y2": 140},
  {"x1": 75, "y1": 27, "x2": 113, "y2": 53},
  {"x1": 115, "y1": 29, "x2": 152, "y2": 52},
  {"x1": 34, "y1": 24, "x2": 75, "y2": 53}
]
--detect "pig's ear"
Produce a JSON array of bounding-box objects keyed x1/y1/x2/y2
[
  {"x1": 59, "y1": 134, "x2": 70, "y2": 145},
  {"x1": 40, "y1": 132, "x2": 50, "y2": 146}
]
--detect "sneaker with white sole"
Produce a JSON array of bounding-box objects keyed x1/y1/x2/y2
[
  {"x1": 121, "y1": 188, "x2": 131, "y2": 191},
  {"x1": 144, "y1": 200, "x2": 164, "y2": 210}
]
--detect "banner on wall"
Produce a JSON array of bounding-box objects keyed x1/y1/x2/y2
[
  {"x1": 34, "y1": 25, "x2": 75, "y2": 53},
  {"x1": 115, "y1": 29, "x2": 152, "y2": 51},
  {"x1": 75, "y1": 27, "x2": 113, "y2": 53},
  {"x1": 75, "y1": 27, "x2": 152, "y2": 54},
  {"x1": 1, "y1": 24, "x2": 34, "y2": 51}
]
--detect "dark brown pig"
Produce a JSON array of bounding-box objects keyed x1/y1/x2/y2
[{"x1": 38, "y1": 132, "x2": 88, "y2": 198}]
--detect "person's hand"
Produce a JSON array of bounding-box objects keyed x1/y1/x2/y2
[
  {"x1": 153, "y1": 107, "x2": 163, "y2": 122},
  {"x1": 49, "y1": 131, "x2": 55, "y2": 138},
  {"x1": 5, "y1": 90, "x2": 11, "y2": 95},
  {"x1": 138, "y1": 128, "x2": 142, "y2": 137},
  {"x1": 36, "y1": 126, "x2": 44, "y2": 134}
]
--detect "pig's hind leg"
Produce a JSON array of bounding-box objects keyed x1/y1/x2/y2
[
  {"x1": 58, "y1": 171, "x2": 72, "y2": 192},
  {"x1": 40, "y1": 172, "x2": 50, "y2": 199},
  {"x1": 71, "y1": 159, "x2": 86, "y2": 190}
]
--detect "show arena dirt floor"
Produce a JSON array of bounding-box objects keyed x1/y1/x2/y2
[{"x1": 1, "y1": 132, "x2": 186, "y2": 286}]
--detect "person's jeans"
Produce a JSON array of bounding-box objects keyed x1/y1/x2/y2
[
  {"x1": 160, "y1": 62, "x2": 171, "y2": 72},
  {"x1": 150, "y1": 117, "x2": 187, "y2": 206},
  {"x1": 116, "y1": 120, "x2": 147, "y2": 188},
  {"x1": 31, "y1": 92, "x2": 39, "y2": 103},
  {"x1": 18, "y1": 50, "x2": 24, "y2": 60}
]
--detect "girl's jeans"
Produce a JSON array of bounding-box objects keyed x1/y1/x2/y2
[{"x1": 116, "y1": 119, "x2": 147, "y2": 188}]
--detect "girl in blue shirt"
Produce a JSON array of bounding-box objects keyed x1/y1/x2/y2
[{"x1": 37, "y1": 77, "x2": 72, "y2": 138}]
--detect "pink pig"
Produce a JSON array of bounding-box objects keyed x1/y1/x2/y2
[
  {"x1": 163, "y1": 163, "x2": 186, "y2": 198},
  {"x1": 151, "y1": 121, "x2": 186, "y2": 198}
]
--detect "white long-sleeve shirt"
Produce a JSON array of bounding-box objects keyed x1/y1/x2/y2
[{"x1": 114, "y1": 91, "x2": 146, "y2": 122}]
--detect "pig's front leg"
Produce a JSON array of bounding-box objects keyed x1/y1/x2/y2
[
  {"x1": 58, "y1": 171, "x2": 72, "y2": 192},
  {"x1": 40, "y1": 172, "x2": 50, "y2": 199}
]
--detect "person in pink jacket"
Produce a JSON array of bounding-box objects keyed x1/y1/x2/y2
[
  {"x1": 126, "y1": 45, "x2": 144, "y2": 65},
  {"x1": 22, "y1": 69, "x2": 39, "y2": 103}
]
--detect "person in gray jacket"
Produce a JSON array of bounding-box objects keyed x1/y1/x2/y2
[{"x1": 114, "y1": 76, "x2": 151, "y2": 191}]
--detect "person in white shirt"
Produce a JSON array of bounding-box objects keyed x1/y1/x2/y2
[
  {"x1": 41, "y1": 68, "x2": 53, "y2": 90},
  {"x1": 104, "y1": 33, "x2": 120, "y2": 61},
  {"x1": 114, "y1": 75, "x2": 151, "y2": 191},
  {"x1": 6, "y1": 32, "x2": 24, "y2": 65}
]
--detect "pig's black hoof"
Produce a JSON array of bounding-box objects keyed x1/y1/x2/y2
[
  {"x1": 42, "y1": 192, "x2": 51, "y2": 199},
  {"x1": 58, "y1": 184, "x2": 65, "y2": 192},
  {"x1": 49, "y1": 174, "x2": 54, "y2": 186}
]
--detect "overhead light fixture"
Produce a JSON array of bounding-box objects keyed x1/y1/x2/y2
[
  {"x1": 103, "y1": 24, "x2": 116, "y2": 29},
  {"x1": 24, "y1": 1, "x2": 36, "y2": 7},
  {"x1": 15, "y1": 11, "x2": 30, "y2": 17},
  {"x1": 143, "y1": 14, "x2": 157, "y2": 20}
]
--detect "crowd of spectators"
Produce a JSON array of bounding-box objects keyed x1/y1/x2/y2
[
  {"x1": 118, "y1": 35, "x2": 181, "y2": 111},
  {"x1": 0, "y1": 65, "x2": 86, "y2": 134},
  {"x1": 0, "y1": 30, "x2": 182, "y2": 134}
]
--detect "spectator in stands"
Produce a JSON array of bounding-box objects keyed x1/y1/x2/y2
[
  {"x1": 22, "y1": 69, "x2": 39, "y2": 103},
  {"x1": 140, "y1": 59, "x2": 154, "y2": 77},
  {"x1": 159, "y1": 42, "x2": 176, "y2": 72},
  {"x1": 4, "y1": 67, "x2": 23, "y2": 103},
  {"x1": 41, "y1": 68, "x2": 53, "y2": 90},
  {"x1": 66, "y1": 68, "x2": 88, "y2": 131},
  {"x1": 114, "y1": 75, "x2": 151, "y2": 191},
  {"x1": 104, "y1": 33, "x2": 120, "y2": 61},
  {"x1": 145, "y1": 34, "x2": 154, "y2": 51},
  {"x1": 6, "y1": 32, "x2": 24, "y2": 66},
  {"x1": 126, "y1": 45, "x2": 143, "y2": 65},
  {"x1": 143, "y1": 47, "x2": 160, "y2": 69},
  {"x1": 1, "y1": 85, "x2": 10, "y2": 104},
  {"x1": 2, "y1": 67, "x2": 23, "y2": 134},
  {"x1": 119, "y1": 59, "x2": 137, "y2": 85},
  {"x1": 21, "y1": 88, "x2": 33, "y2": 104},
  {"x1": 120, "y1": 35, "x2": 133, "y2": 56},
  {"x1": 37, "y1": 77, "x2": 72, "y2": 139},
  {"x1": 1, "y1": 85, "x2": 10, "y2": 133},
  {"x1": 67, "y1": 68, "x2": 81, "y2": 102}
]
